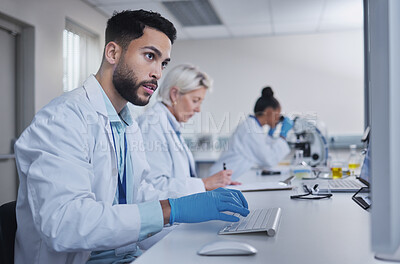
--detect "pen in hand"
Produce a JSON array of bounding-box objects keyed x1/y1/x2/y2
[{"x1": 223, "y1": 163, "x2": 241, "y2": 186}]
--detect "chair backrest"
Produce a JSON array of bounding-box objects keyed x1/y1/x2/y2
[{"x1": 0, "y1": 201, "x2": 17, "y2": 264}]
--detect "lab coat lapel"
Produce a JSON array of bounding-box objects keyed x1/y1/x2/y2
[
  {"x1": 182, "y1": 141, "x2": 197, "y2": 177},
  {"x1": 125, "y1": 120, "x2": 151, "y2": 202},
  {"x1": 168, "y1": 123, "x2": 196, "y2": 177},
  {"x1": 158, "y1": 102, "x2": 197, "y2": 177},
  {"x1": 157, "y1": 103, "x2": 184, "y2": 152},
  {"x1": 166, "y1": 122, "x2": 185, "y2": 152},
  {"x1": 83, "y1": 75, "x2": 118, "y2": 193},
  {"x1": 83, "y1": 75, "x2": 108, "y2": 118},
  {"x1": 83, "y1": 75, "x2": 115, "y2": 147}
]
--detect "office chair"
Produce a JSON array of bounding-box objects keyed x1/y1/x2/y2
[{"x1": 0, "y1": 201, "x2": 17, "y2": 264}]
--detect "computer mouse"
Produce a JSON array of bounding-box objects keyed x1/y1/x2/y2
[{"x1": 197, "y1": 240, "x2": 257, "y2": 256}]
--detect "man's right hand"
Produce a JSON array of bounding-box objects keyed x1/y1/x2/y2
[{"x1": 167, "y1": 188, "x2": 249, "y2": 225}]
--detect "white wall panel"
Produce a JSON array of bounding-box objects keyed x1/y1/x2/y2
[
  {"x1": 0, "y1": 0, "x2": 107, "y2": 112},
  {"x1": 166, "y1": 30, "x2": 364, "y2": 136}
]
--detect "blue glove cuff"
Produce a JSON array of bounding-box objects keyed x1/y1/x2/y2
[
  {"x1": 280, "y1": 117, "x2": 293, "y2": 138},
  {"x1": 168, "y1": 198, "x2": 176, "y2": 225}
]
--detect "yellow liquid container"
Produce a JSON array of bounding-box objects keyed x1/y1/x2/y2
[
  {"x1": 348, "y1": 163, "x2": 360, "y2": 170},
  {"x1": 331, "y1": 167, "x2": 343, "y2": 179},
  {"x1": 348, "y1": 145, "x2": 361, "y2": 175}
]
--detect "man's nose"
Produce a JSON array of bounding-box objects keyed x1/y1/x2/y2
[{"x1": 150, "y1": 66, "x2": 162, "y2": 80}]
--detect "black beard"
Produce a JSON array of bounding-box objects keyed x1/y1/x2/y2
[{"x1": 112, "y1": 60, "x2": 153, "y2": 106}]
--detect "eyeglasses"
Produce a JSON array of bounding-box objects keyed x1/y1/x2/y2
[
  {"x1": 290, "y1": 184, "x2": 333, "y2": 200},
  {"x1": 352, "y1": 187, "x2": 370, "y2": 210}
]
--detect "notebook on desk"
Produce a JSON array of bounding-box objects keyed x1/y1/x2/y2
[{"x1": 228, "y1": 182, "x2": 293, "y2": 192}]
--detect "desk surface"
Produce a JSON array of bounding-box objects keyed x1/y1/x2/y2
[{"x1": 135, "y1": 171, "x2": 383, "y2": 264}]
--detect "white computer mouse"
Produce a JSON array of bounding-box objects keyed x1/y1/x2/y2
[{"x1": 197, "y1": 240, "x2": 257, "y2": 256}]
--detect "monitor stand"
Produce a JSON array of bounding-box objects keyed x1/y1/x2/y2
[{"x1": 376, "y1": 246, "x2": 400, "y2": 262}]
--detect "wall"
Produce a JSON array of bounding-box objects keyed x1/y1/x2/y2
[
  {"x1": 164, "y1": 30, "x2": 364, "y2": 137},
  {"x1": 0, "y1": 2, "x2": 364, "y2": 200},
  {"x1": 0, "y1": 0, "x2": 107, "y2": 112},
  {"x1": 0, "y1": 0, "x2": 364, "y2": 137},
  {"x1": 0, "y1": 0, "x2": 106, "y2": 203}
]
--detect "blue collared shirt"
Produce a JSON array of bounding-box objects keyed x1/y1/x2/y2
[
  {"x1": 87, "y1": 89, "x2": 162, "y2": 263},
  {"x1": 100, "y1": 90, "x2": 133, "y2": 204},
  {"x1": 100, "y1": 89, "x2": 162, "y2": 237}
]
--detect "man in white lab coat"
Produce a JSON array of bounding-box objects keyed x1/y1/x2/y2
[{"x1": 13, "y1": 10, "x2": 249, "y2": 264}]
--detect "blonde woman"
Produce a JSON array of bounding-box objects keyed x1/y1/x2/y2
[{"x1": 137, "y1": 64, "x2": 240, "y2": 200}]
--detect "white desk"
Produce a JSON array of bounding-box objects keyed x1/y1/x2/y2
[{"x1": 135, "y1": 171, "x2": 382, "y2": 264}]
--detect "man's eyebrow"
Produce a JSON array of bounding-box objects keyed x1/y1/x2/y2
[
  {"x1": 142, "y1": 46, "x2": 171, "y2": 62},
  {"x1": 142, "y1": 46, "x2": 162, "y2": 57}
]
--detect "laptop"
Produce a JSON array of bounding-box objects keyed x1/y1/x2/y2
[{"x1": 309, "y1": 146, "x2": 370, "y2": 193}]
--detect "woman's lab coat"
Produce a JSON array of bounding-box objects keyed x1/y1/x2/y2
[
  {"x1": 14, "y1": 75, "x2": 161, "y2": 264},
  {"x1": 209, "y1": 116, "x2": 290, "y2": 179},
  {"x1": 137, "y1": 102, "x2": 205, "y2": 200}
]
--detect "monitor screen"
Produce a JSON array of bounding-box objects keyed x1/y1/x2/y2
[{"x1": 359, "y1": 145, "x2": 370, "y2": 185}]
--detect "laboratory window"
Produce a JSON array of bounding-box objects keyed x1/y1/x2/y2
[{"x1": 63, "y1": 19, "x2": 100, "y2": 92}]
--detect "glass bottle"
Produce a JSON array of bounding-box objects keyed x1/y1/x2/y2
[
  {"x1": 294, "y1": 149, "x2": 304, "y2": 165},
  {"x1": 348, "y1": 144, "x2": 361, "y2": 176},
  {"x1": 292, "y1": 150, "x2": 312, "y2": 178}
]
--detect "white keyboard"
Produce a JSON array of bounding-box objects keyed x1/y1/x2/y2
[
  {"x1": 328, "y1": 179, "x2": 365, "y2": 189},
  {"x1": 219, "y1": 208, "x2": 281, "y2": 237}
]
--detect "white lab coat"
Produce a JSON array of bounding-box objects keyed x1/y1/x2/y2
[
  {"x1": 137, "y1": 102, "x2": 205, "y2": 201},
  {"x1": 209, "y1": 116, "x2": 290, "y2": 179},
  {"x1": 14, "y1": 75, "x2": 162, "y2": 264}
]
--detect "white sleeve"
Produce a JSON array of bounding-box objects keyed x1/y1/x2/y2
[
  {"x1": 138, "y1": 120, "x2": 205, "y2": 201},
  {"x1": 240, "y1": 128, "x2": 290, "y2": 168},
  {"x1": 15, "y1": 106, "x2": 163, "y2": 252}
]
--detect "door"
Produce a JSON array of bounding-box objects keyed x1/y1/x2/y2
[{"x1": 0, "y1": 25, "x2": 18, "y2": 204}]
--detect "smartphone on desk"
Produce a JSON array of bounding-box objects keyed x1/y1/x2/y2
[{"x1": 261, "y1": 170, "x2": 281, "y2": 176}]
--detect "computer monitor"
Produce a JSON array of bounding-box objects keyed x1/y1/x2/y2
[{"x1": 367, "y1": 0, "x2": 400, "y2": 261}]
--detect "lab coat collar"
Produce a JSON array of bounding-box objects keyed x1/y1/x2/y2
[
  {"x1": 83, "y1": 75, "x2": 117, "y2": 155},
  {"x1": 157, "y1": 101, "x2": 182, "y2": 134},
  {"x1": 83, "y1": 74, "x2": 133, "y2": 127},
  {"x1": 119, "y1": 107, "x2": 133, "y2": 126},
  {"x1": 99, "y1": 85, "x2": 133, "y2": 126},
  {"x1": 83, "y1": 75, "x2": 109, "y2": 118},
  {"x1": 249, "y1": 115, "x2": 262, "y2": 127}
]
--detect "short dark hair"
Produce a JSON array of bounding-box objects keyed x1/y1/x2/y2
[
  {"x1": 254, "y1": 86, "x2": 280, "y2": 116},
  {"x1": 105, "y1": 9, "x2": 177, "y2": 50}
]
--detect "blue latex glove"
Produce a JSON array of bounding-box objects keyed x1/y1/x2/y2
[
  {"x1": 212, "y1": 188, "x2": 249, "y2": 209},
  {"x1": 268, "y1": 127, "x2": 276, "y2": 137},
  {"x1": 168, "y1": 188, "x2": 250, "y2": 224},
  {"x1": 280, "y1": 117, "x2": 293, "y2": 138}
]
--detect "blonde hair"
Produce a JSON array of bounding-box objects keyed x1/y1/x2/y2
[{"x1": 157, "y1": 64, "x2": 213, "y2": 106}]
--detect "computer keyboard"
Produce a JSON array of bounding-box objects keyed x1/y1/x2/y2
[
  {"x1": 328, "y1": 179, "x2": 365, "y2": 189},
  {"x1": 219, "y1": 208, "x2": 281, "y2": 237}
]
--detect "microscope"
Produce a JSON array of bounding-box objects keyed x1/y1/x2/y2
[{"x1": 286, "y1": 117, "x2": 329, "y2": 167}]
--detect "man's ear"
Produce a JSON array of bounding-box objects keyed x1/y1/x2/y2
[
  {"x1": 169, "y1": 86, "x2": 180, "y2": 104},
  {"x1": 104, "y1": 41, "x2": 122, "y2": 65}
]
